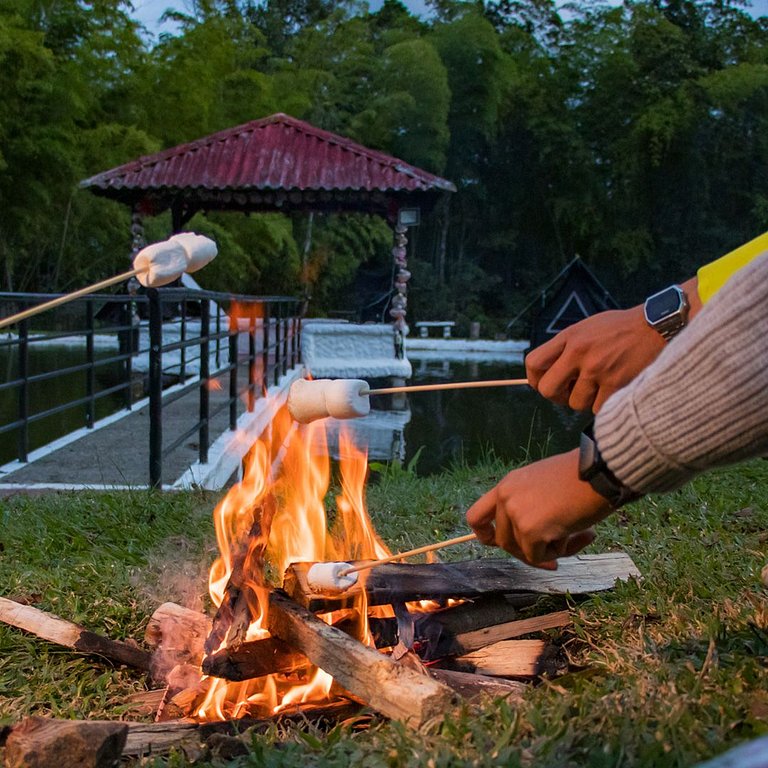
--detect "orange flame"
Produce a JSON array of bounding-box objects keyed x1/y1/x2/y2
[{"x1": 194, "y1": 397, "x2": 394, "y2": 720}]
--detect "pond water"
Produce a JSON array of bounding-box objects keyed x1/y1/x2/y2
[
  {"x1": 389, "y1": 357, "x2": 589, "y2": 476},
  {"x1": 0, "y1": 345, "x2": 127, "y2": 465},
  {"x1": 0, "y1": 345, "x2": 590, "y2": 477}
]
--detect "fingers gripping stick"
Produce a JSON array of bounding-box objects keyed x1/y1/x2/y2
[{"x1": 287, "y1": 379, "x2": 371, "y2": 423}]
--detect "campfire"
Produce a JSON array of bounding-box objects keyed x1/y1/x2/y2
[{"x1": 0, "y1": 396, "x2": 640, "y2": 762}]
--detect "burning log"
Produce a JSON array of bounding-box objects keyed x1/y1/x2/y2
[
  {"x1": 202, "y1": 635, "x2": 306, "y2": 680},
  {"x1": 0, "y1": 597, "x2": 150, "y2": 672},
  {"x1": 3, "y1": 717, "x2": 128, "y2": 768},
  {"x1": 205, "y1": 494, "x2": 276, "y2": 654},
  {"x1": 266, "y1": 590, "x2": 457, "y2": 726},
  {"x1": 284, "y1": 553, "x2": 641, "y2": 611},
  {"x1": 144, "y1": 602, "x2": 212, "y2": 682},
  {"x1": 201, "y1": 600, "x2": 569, "y2": 681}
]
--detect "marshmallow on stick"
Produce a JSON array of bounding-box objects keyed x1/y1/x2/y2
[
  {"x1": 0, "y1": 234, "x2": 218, "y2": 330},
  {"x1": 287, "y1": 377, "x2": 529, "y2": 424},
  {"x1": 133, "y1": 240, "x2": 189, "y2": 288},
  {"x1": 287, "y1": 378, "x2": 371, "y2": 423},
  {"x1": 170, "y1": 232, "x2": 218, "y2": 273},
  {"x1": 306, "y1": 562, "x2": 359, "y2": 593}
]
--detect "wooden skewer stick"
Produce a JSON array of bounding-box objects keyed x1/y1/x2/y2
[
  {"x1": 368, "y1": 378, "x2": 528, "y2": 396},
  {"x1": 0, "y1": 268, "x2": 142, "y2": 330},
  {"x1": 340, "y1": 533, "x2": 478, "y2": 577}
]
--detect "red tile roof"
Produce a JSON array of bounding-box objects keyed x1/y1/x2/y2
[{"x1": 81, "y1": 113, "x2": 455, "y2": 203}]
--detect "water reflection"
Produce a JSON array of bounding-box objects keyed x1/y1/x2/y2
[{"x1": 360, "y1": 357, "x2": 589, "y2": 476}]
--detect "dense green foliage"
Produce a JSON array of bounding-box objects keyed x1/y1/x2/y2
[
  {"x1": 1, "y1": 0, "x2": 768, "y2": 324},
  {"x1": 0, "y1": 457, "x2": 766, "y2": 765}
]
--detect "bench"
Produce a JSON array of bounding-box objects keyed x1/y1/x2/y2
[
  {"x1": 300, "y1": 320, "x2": 412, "y2": 379},
  {"x1": 415, "y1": 321, "x2": 456, "y2": 339}
]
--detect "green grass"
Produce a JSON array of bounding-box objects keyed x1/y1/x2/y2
[{"x1": 0, "y1": 457, "x2": 767, "y2": 766}]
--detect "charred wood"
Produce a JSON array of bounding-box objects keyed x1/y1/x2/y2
[{"x1": 204, "y1": 494, "x2": 276, "y2": 655}]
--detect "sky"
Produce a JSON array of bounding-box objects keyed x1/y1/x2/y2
[
  {"x1": 131, "y1": 0, "x2": 431, "y2": 38},
  {"x1": 131, "y1": 0, "x2": 768, "y2": 40}
]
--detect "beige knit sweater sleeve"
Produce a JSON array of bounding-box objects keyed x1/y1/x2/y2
[{"x1": 594, "y1": 250, "x2": 768, "y2": 495}]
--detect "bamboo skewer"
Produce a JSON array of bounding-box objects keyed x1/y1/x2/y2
[
  {"x1": 340, "y1": 533, "x2": 478, "y2": 577},
  {"x1": 0, "y1": 268, "x2": 142, "y2": 330},
  {"x1": 368, "y1": 379, "x2": 528, "y2": 396}
]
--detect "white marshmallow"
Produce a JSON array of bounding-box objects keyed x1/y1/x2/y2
[
  {"x1": 288, "y1": 378, "x2": 334, "y2": 423},
  {"x1": 306, "y1": 562, "x2": 359, "y2": 593},
  {"x1": 170, "y1": 232, "x2": 218, "y2": 273},
  {"x1": 133, "y1": 241, "x2": 188, "y2": 287},
  {"x1": 287, "y1": 378, "x2": 372, "y2": 423},
  {"x1": 325, "y1": 379, "x2": 370, "y2": 419}
]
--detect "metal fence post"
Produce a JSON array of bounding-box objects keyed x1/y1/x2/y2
[
  {"x1": 262, "y1": 303, "x2": 270, "y2": 394},
  {"x1": 180, "y1": 297, "x2": 187, "y2": 382},
  {"x1": 273, "y1": 303, "x2": 281, "y2": 387},
  {"x1": 123, "y1": 301, "x2": 133, "y2": 411},
  {"x1": 248, "y1": 318, "x2": 256, "y2": 412},
  {"x1": 228, "y1": 311, "x2": 238, "y2": 430},
  {"x1": 17, "y1": 319, "x2": 29, "y2": 462},
  {"x1": 199, "y1": 298, "x2": 210, "y2": 465},
  {"x1": 86, "y1": 301, "x2": 95, "y2": 428},
  {"x1": 148, "y1": 289, "x2": 163, "y2": 488},
  {"x1": 282, "y1": 308, "x2": 289, "y2": 376}
]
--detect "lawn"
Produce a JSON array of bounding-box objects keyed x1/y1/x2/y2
[{"x1": 0, "y1": 455, "x2": 766, "y2": 767}]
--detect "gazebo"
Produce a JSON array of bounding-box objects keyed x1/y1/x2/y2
[{"x1": 81, "y1": 113, "x2": 456, "y2": 331}]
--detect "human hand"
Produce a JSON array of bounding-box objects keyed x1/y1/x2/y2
[
  {"x1": 465, "y1": 449, "x2": 614, "y2": 568},
  {"x1": 525, "y1": 305, "x2": 664, "y2": 413}
]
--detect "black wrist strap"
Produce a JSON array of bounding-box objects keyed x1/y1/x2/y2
[{"x1": 578, "y1": 422, "x2": 642, "y2": 509}]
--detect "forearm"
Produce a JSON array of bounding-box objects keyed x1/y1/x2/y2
[{"x1": 595, "y1": 252, "x2": 768, "y2": 494}]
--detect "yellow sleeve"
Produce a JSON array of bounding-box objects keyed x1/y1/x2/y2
[{"x1": 697, "y1": 230, "x2": 768, "y2": 304}]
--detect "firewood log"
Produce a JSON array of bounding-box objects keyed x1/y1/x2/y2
[
  {"x1": 0, "y1": 597, "x2": 150, "y2": 671},
  {"x1": 284, "y1": 553, "x2": 640, "y2": 611},
  {"x1": 266, "y1": 590, "x2": 457, "y2": 727},
  {"x1": 3, "y1": 717, "x2": 128, "y2": 768}
]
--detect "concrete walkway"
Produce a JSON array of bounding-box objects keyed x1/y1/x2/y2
[{"x1": 0, "y1": 365, "x2": 300, "y2": 491}]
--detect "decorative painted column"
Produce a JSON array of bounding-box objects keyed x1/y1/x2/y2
[
  {"x1": 130, "y1": 205, "x2": 146, "y2": 259},
  {"x1": 390, "y1": 222, "x2": 411, "y2": 340}
]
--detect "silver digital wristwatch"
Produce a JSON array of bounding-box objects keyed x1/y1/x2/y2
[{"x1": 643, "y1": 284, "x2": 689, "y2": 341}]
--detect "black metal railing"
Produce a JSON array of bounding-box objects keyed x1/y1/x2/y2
[{"x1": 0, "y1": 288, "x2": 302, "y2": 487}]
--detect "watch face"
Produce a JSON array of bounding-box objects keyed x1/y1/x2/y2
[{"x1": 645, "y1": 286, "x2": 682, "y2": 323}]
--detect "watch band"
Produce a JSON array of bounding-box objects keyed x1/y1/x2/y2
[{"x1": 578, "y1": 423, "x2": 642, "y2": 508}]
